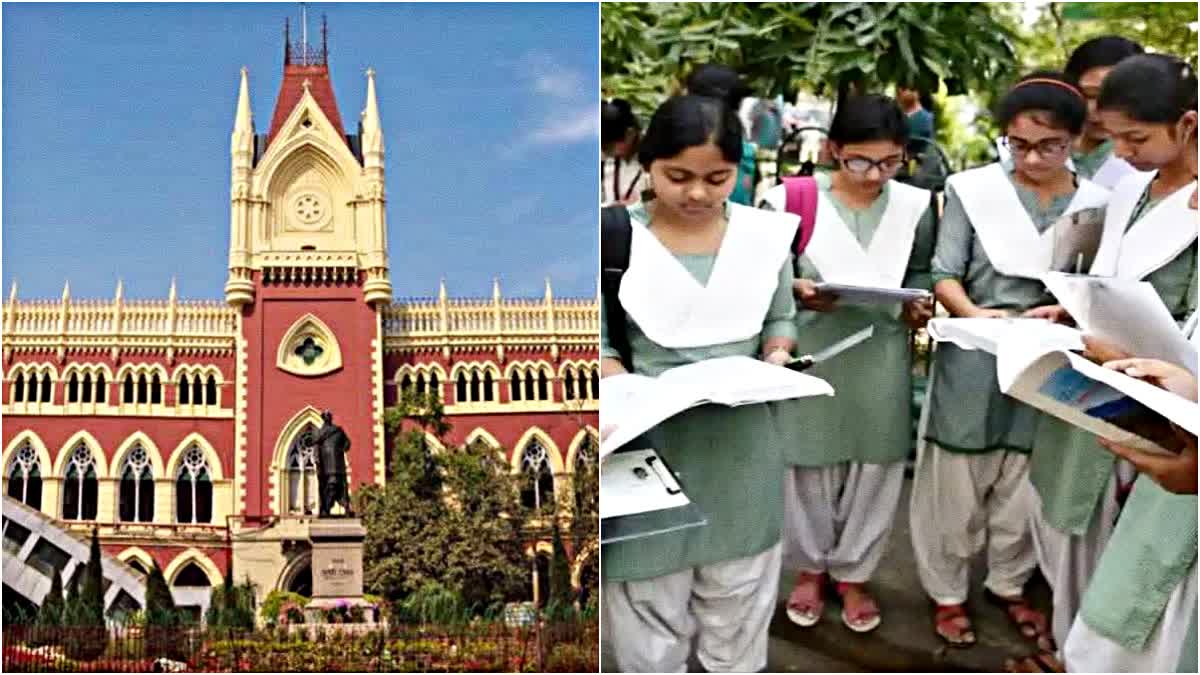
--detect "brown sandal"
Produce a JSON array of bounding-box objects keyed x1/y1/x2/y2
[
  {"x1": 1004, "y1": 651, "x2": 1064, "y2": 672},
  {"x1": 934, "y1": 603, "x2": 976, "y2": 646},
  {"x1": 988, "y1": 591, "x2": 1053, "y2": 651}
]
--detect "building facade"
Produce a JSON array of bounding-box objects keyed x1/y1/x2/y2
[{"x1": 1, "y1": 30, "x2": 599, "y2": 616}]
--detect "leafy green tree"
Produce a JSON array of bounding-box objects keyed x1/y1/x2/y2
[
  {"x1": 1023, "y1": 2, "x2": 1197, "y2": 70},
  {"x1": 602, "y1": 2, "x2": 1019, "y2": 117},
  {"x1": 28, "y1": 568, "x2": 65, "y2": 646},
  {"x1": 142, "y1": 560, "x2": 188, "y2": 660},
  {"x1": 205, "y1": 570, "x2": 256, "y2": 631},
  {"x1": 359, "y1": 390, "x2": 529, "y2": 613},
  {"x1": 61, "y1": 528, "x2": 107, "y2": 660},
  {"x1": 548, "y1": 522, "x2": 574, "y2": 611}
]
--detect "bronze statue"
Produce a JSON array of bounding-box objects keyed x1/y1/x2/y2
[{"x1": 314, "y1": 410, "x2": 353, "y2": 517}]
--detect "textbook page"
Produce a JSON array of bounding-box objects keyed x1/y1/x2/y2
[
  {"x1": 927, "y1": 318, "x2": 1083, "y2": 355},
  {"x1": 996, "y1": 336, "x2": 1199, "y2": 455},
  {"x1": 600, "y1": 356, "x2": 834, "y2": 458},
  {"x1": 1042, "y1": 272, "x2": 1198, "y2": 374},
  {"x1": 813, "y1": 282, "x2": 931, "y2": 305}
]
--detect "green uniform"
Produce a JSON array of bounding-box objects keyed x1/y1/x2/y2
[
  {"x1": 600, "y1": 203, "x2": 798, "y2": 583},
  {"x1": 773, "y1": 182, "x2": 936, "y2": 466},
  {"x1": 925, "y1": 165, "x2": 1079, "y2": 454}
]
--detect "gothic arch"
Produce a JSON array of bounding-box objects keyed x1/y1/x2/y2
[
  {"x1": 165, "y1": 433, "x2": 224, "y2": 481},
  {"x1": 269, "y1": 406, "x2": 326, "y2": 516},
  {"x1": 510, "y1": 427, "x2": 565, "y2": 474},
  {"x1": 110, "y1": 431, "x2": 166, "y2": 479},
  {"x1": 117, "y1": 547, "x2": 157, "y2": 575},
  {"x1": 3, "y1": 430, "x2": 53, "y2": 479},
  {"x1": 54, "y1": 430, "x2": 109, "y2": 477},
  {"x1": 564, "y1": 427, "x2": 600, "y2": 472},
  {"x1": 164, "y1": 548, "x2": 223, "y2": 587},
  {"x1": 276, "y1": 549, "x2": 313, "y2": 592},
  {"x1": 276, "y1": 313, "x2": 344, "y2": 377}
]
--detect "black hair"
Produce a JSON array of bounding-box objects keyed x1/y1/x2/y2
[
  {"x1": 1098, "y1": 53, "x2": 1198, "y2": 123},
  {"x1": 995, "y1": 70, "x2": 1086, "y2": 135},
  {"x1": 685, "y1": 64, "x2": 752, "y2": 109},
  {"x1": 638, "y1": 95, "x2": 743, "y2": 168},
  {"x1": 1064, "y1": 35, "x2": 1144, "y2": 86},
  {"x1": 827, "y1": 94, "x2": 909, "y2": 147},
  {"x1": 601, "y1": 98, "x2": 638, "y2": 146}
]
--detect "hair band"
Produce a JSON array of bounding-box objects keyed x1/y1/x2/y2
[{"x1": 1011, "y1": 78, "x2": 1084, "y2": 100}]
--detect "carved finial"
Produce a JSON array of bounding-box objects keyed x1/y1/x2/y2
[
  {"x1": 8, "y1": 279, "x2": 16, "y2": 304},
  {"x1": 61, "y1": 280, "x2": 71, "y2": 301},
  {"x1": 543, "y1": 277, "x2": 553, "y2": 302},
  {"x1": 302, "y1": 78, "x2": 312, "y2": 92},
  {"x1": 168, "y1": 277, "x2": 178, "y2": 302},
  {"x1": 114, "y1": 278, "x2": 124, "y2": 302},
  {"x1": 492, "y1": 277, "x2": 501, "y2": 301},
  {"x1": 438, "y1": 278, "x2": 448, "y2": 302}
]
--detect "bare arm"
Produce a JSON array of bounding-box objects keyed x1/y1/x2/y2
[{"x1": 934, "y1": 278, "x2": 1009, "y2": 319}]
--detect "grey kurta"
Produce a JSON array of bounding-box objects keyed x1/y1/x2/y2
[
  {"x1": 600, "y1": 203, "x2": 799, "y2": 583},
  {"x1": 924, "y1": 165, "x2": 1079, "y2": 453},
  {"x1": 1029, "y1": 184, "x2": 1199, "y2": 534},
  {"x1": 772, "y1": 182, "x2": 936, "y2": 466}
]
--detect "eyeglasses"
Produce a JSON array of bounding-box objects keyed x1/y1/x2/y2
[
  {"x1": 838, "y1": 155, "x2": 905, "y2": 175},
  {"x1": 1004, "y1": 137, "x2": 1071, "y2": 159}
]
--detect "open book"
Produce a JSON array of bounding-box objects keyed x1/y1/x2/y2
[
  {"x1": 1042, "y1": 272, "x2": 1198, "y2": 374},
  {"x1": 928, "y1": 318, "x2": 1198, "y2": 455},
  {"x1": 813, "y1": 282, "x2": 931, "y2": 305},
  {"x1": 600, "y1": 356, "x2": 834, "y2": 459}
]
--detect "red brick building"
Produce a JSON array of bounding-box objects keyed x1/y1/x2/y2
[{"x1": 2, "y1": 30, "x2": 598, "y2": 615}]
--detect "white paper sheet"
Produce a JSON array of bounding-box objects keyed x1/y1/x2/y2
[
  {"x1": 600, "y1": 449, "x2": 692, "y2": 519},
  {"x1": 600, "y1": 356, "x2": 834, "y2": 458},
  {"x1": 813, "y1": 282, "x2": 931, "y2": 305},
  {"x1": 1042, "y1": 272, "x2": 1198, "y2": 374}
]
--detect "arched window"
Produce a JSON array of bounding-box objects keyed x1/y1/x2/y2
[
  {"x1": 62, "y1": 445, "x2": 98, "y2": 521},
  {"x1": 574, "y1": 434, "x2": 597, "y2": 515},
  {"x1": 95, "y1": 373, "x2": 106, "y2": 403},
  {"x1": 563, "y1": 370, "x2": 575, "y2": 400},
  {"x1": 40, "y1": 373, "x2": 52, "y2": 403},
  {"x1": 136, "y1": 374, "x2": 148, "y2": 404},
  {"x1": 286, "y1": 425, "x2": 319, "y2": 515},
  {"x1": 67, "y1": 374, "x2": 79, "y2": 403},
  {"x1": 173, "y1": 562, "x2": 212, "y2": 588},
  {"x1": 523, "y1": 369, "x2": 535, "y2": 401},
  {"x1": 511, "y1": 372, "x2": 522, "y2": 402},
  {"x1": 455, "y1": 373, "x2": 468, "y2": 404},
  {"x1": 191, "y1": 376, "x2": 202, "y2": 406},
  {"x1": 589, "y1": 368, "x2": 599, "y2": 401},
  {"x1": 151, "y1": 374, "x2": 162, "y2": 405},
  {"x1": 429, "y1": 373, "x2": 440, "y2": 400},
  {"x1": 7, "y1": 442, "x2": 43, "y2": 510},
  {"x1": 537, "y1": 368, "x2": 549, "y2": 401},
  {"x1": 483, "y1": 371, "x2": 494, "y2": 402},
  {"x1": 119, "y1": 445, "x2": 155, "y2": 523},
  {"x1": 81, "y1": 373, "x2": 93, "y2": 404},
  {"x1": 469, "y1": 370, "x2": 481, "y2": 402},
  {"x1": 123, "y1": 376, "x2": 135, "y2": 404},
  {"x1": 13, "y1": 373, "x2": 25, "y2": 403},
  {"x1": 520, "y1": 439, "x2": 555, "y2": 511},
  {"x1": 126, "y1": 559, "x2": 149, "y2": 578},
  {"x1": 178, "y1": 376, "x2": 190, "y2": 405},
  {"x1": 399, "y1": 373, "x2": 412, "y2": 394},
  {"x1": 176, "y1": 445, "x2": 213, "y2": 524},
  {"x1": 205, "y1": 376, "x2": 217, "y2": 406},
  {"x1": 415, "y1": 373, "x2": 426, "y2": 396}
]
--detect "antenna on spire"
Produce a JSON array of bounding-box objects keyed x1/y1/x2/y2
[
  {"x1": 321, "y1": 13, "x2": 328, "y2": 62},
  {"x1": 301, "y1": 3, "x2": 308, "y2": 64},
  {"x1": 284, "y1": 17, "x2": 291, "y2": 65}
]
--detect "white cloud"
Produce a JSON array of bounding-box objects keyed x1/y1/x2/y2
[
  {"x1": 528, "y1": 104, "x2": 599, "y2": 144},
  {"x1": 501, "y1": 50, "x2": 597, "y2": 155}
]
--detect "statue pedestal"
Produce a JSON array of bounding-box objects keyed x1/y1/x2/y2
[{"x1": 302, "y1": 519, "x2": 379, "y2": 627}]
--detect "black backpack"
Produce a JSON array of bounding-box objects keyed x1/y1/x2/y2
[{"x1": 600, "y1": 205, "x2": 634, "y2": 370}]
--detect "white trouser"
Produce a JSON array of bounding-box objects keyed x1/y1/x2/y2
[
  {"x1": 782, "y1": 461, "x2": 905, "y2": 582},
  {"x1": 1029, "y1": 461, "x2": 1133, "y2": 653},
  {"x1": 910, "y1": 442, "x2": 1037, "y2": 604},
  {"x1": 1063, "y1": 564, "x2": 1197, "y2": 673},
  {"x1": 601, "y1": 542, "x2": 782, "y2": 673}
]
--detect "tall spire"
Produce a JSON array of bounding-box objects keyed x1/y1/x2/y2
[
  {"x1": 61, "y1": 280, "x2": 71, "y2": 301},
  {"x1": 361, "y1": 67, "x2": 384, "y2": 167},
  {"x1": 232, "y1": 67, "x2": 254, "y2": 153},
  {"x1": 7, "y1": 279, "x2": 16, "y2": 304}
]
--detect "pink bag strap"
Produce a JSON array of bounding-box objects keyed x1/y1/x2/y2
[{"x1": 781, "y1": 176, "x2": 818, "y2": 256}]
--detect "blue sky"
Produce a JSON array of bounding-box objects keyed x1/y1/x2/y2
[{"x1": 2, "y1": 2, "x2": 598, "y2": 302}]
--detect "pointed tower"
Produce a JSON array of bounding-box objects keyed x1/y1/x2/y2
[{"x1": 226, "y1": 17, "x2": 390, "y2": 522}]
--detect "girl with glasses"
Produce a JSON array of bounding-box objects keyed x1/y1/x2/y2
[
  {"x1": 1053, "y1": 53, "x2": 1198, "y2": 674},
  {"x1": 910, "y1": 72, "x2": 1111, "y2": 650},
  {"x1": 759, "y1": 94, "x2": 936, "y2": 633},
  {"x1": 600, "y1": 94, "x2": 800, "y2": 673}
]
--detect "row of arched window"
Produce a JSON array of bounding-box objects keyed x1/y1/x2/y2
[
  {"x1": 7, "y1": 366, "x2": 221, "y2": 409},
  {"x1": 6, "y1": 440, "x2": 216, "y2": 525},
  {"x1": 396, "y1": 362, "x2": 600, "y2": 406}
]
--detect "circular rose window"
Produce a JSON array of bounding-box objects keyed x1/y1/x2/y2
[{"x1": 290, "y1": 191, "x2": 331, "y2": 230}]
